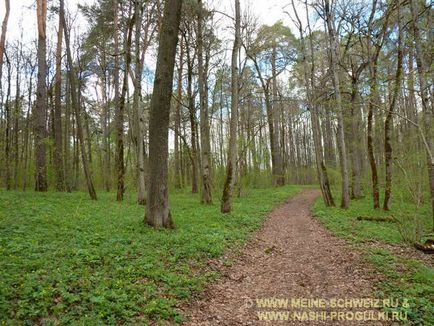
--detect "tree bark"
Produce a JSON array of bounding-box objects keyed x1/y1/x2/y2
[
  {"x1": 324, "y1": 0, "x2": 349, "y2": 208},
  {"x1": 221, "y1": 0, "x2": 240, "y2": 213},
  {"x1": 0, "y1": 0, "x2": 10, "y2": 84},
  {"x1": 271, "y1": 44, "x2": 285, "y2": 186},
  {"x1": 185, "y1": 41, "x2": 198, "y2": 193},
  {"x1": 383, "y1": 1, "x2": 403, "y2": 210},
  {"x1": 34, "y1": 0, "x2": 48, "y2": 191},
  {"x1": 132, "y1": 1, "x2": 146, "y2": 205},
  {"x1": 54, "y1": 0, "x2": 65, "y2": 191},
  {"x1": 113, "y1": 0, "x2": 125, "y2": 201},
  {"x1": 349, "y1": 62, "x2": 365, "y2": 199},
  {"x1": 174, "y1": 38, "x2": 183, "y2": 189},
  {"x1": 4, "y1": 54, "x2": 11, "y2": 189},
  {"x1": 145, "y1": 0, "x2": 182, "y2": 228},
  {"x1": 197, "y1": 0, "x2": 212, "y2": 203}
]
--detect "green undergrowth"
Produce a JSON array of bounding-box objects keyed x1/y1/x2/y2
[
  {"x1": 0, "y1": 185, "x2": 301, "y2": 325},
  {"x1": 312, "y1": 193, "x2": 433, "y2": 325}
]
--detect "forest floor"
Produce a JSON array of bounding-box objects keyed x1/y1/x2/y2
[
  {"x1": 0, "y1": 185, "x2": 302, "y2": 324},
  {"x1": 1, "y1": 187, "x2": 432, "y2": 324},
  {"x1": 184, "y1": 190, "x2": 387, "y2": 325}
]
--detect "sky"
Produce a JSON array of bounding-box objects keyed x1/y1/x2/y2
[
  {"x1": 0, "y1": 0, "x2": 309, "y2": 44},
  {"x1": 0, "y1": 0, "x2": 95, "y2": 42}
]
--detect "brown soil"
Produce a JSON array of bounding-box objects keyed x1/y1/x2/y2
[{"x1": 183, "y1": 189, "x2": 391, "y2": 325}]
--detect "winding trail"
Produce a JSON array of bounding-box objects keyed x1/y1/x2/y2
[{"x1": 183, "y1": 189, "x2": 386, "y2": 325}]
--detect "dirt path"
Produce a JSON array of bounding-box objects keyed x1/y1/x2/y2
[{"x1": 183, "y1": 189, "x2": 387, "y2": 325}]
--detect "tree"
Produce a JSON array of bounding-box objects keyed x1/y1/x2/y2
[
  {"x1": 174, "y1": 38, "x2": 184, "y2": 189},
  {"x1": 34, "y1": 0, "x2": 48, "y2": 191},
  {"x1": 323, "y1": 0, "x2": 350, "y2": 209},
  {"x1": 54, "y1": 0, "x2": 65, "y2": 191},
  {"x1": 145, "y1": 0, "x2": 183, "y2": 228},
  {"x1": 132, "y1": 0, "x2": 146, "y2": 205},
  {"x1": 181, "y1": 19, "x2": 199, "y2": 194},
  {"x1": 221, "y1": 0, "x2": 240, "y2": 213},
  {"x1": 410, "y1": 0, "x2": 434, "y2": 229},
  {"x1": 114, "y1": 0, "x2": 124, "y2": 201},
  {"x1": 0, "y1": 0, "x2": 10, "y2": 85},
  {"x1": 247, "y1": 22, "x2": 294, "y2": 186},
  {"x1": 197, "y1": 0, "x2": 212, "y2": 204},
  {"x1": 383, "y1": 0, "x2": 403, "y2": 210},
  {"x1": 366, "y1": 0, "x2": 391, "y2": 209},
  {"x1": 291, "y1": 0, "x2": 334, "y2": 207},
  {"x1": 61, "y1": 0, "x2": 97, "y2": 200}
]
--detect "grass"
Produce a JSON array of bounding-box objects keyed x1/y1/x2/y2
[
  {"x1": 0, "y1": 185, "x2": 301, "y2": 325},
  {"x1": 312, "y1": 193, "x2": 434, "y2": 325}
]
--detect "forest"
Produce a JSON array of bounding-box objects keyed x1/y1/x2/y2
[{"x1": 0, "y1": 0, "x2": 433, "y2": 324}]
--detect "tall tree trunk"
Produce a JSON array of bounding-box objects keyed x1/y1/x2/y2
[
  {"x1": 323, "y1": 103, "x2": 335, "y2": 166},
  {"x1": 410, "y1": 0, "x2": 434, "y2": 229},
  {"x1": 349, "y1": 65, "x2": 364, "y2": 199},
  {"x1": 61, "y1": 0, "x2": 97, "y2": 200},
  {"x1": 54, "y1": 1, "x2": 65, "y2": 191},
  {"x1": 145, "y1": 0, "x2": 182, "y2": 228},
  {"x1": 383, "y1": 1, "x2": 403, "y2": 210},
  {"x1": 132, "y1": 1, "x2": 146, "y2": 204},
  {"x1": 100, "y1": 57, "x2": 111, "y2": 192},
  {"x1": 0, "y1": 0, "x2": 10, "y2": 84},
  {"x1": 221, "y1": 0, "x2": 240, "y2": 213},
  {"x1": 23, "y1": 64, "x2": 35, "y2": 190},
  {"x1": 113, "y1": 0, "x2": 125, "y2": 201},
  {"x1": 186, "y1": 47, "x2": 198, "y2": 193},
  {"x1": 4, "y1": 54, "x2": 11, "y2": 189},
  {"x1": 117, "y1": 3, "x2": 134, "y2": 201},
  {"x1": 270, "y1": 44, "x2": 285, "y2": 186},
  {"x1": 197, "y1": 0, "x2": 212, "y2": 203},
  {"x1": 174, "y1": 39, "x2": 183, "y2": 189},
  {"x1": 366, "y1": 0, "x2": 390, "y2": 209},
  {"x1": 324, "y1": 0, "x2": 349, "y2": 208},
  {"x1": 13, "y1": 44, "x2": 22, "y2": 189},
  {"x1": 64, "y1": 78, "x2": 72, "y2": 192},
  {"x1": 34, "y1": 0, "x2": 48, "y2": 191},
  {"x1": 367, "y1": 53, "x2": 380, "y2": 209}
]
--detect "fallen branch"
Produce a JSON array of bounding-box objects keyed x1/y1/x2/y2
[
  {"x1": 414, "y1": 240, "x2": 434, "y2": 254},
  {"x1": 356, "y1": 216, "x2": 396, "y2": 223}
]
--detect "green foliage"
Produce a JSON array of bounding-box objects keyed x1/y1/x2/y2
[
  {"x1": 0, "y1": 185, "x2": 300, "y2": 324},
  {"x1": 366, "y1": 248, "x2": 434, "y2": 325},
  {"x1": 312, "y1": 194, "x2": 433, "y2": 325}
]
